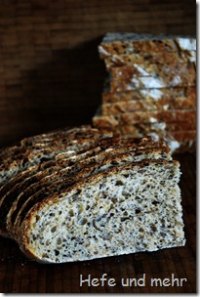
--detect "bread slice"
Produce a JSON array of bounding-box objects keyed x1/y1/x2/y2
[
  {"x1": 103, "y1": 51, "x2": 196, "y2": 71},
  {"x1": 0, "y1": 126, "x2": 114, "y2": 185},
  {"x1": 8, "y1": 138, "x2": 171, "y2": 239},
  {"x1": 99, "y1": 32, "x2": 196, "y2": 54},
  {"x1": 109, "y1": 72, "x2": 195, "y2": 93},
  {"x1": 118, "y1": 127, "x2": 196, "y2": 153},
  {"x1": 108, "y1": 61, "x2": 195, "y2": 91},
  {"x1": 99, "y1": 33, "x2": 196, "y2": 69},
  {"x1": 120, "y1": 110, "x2": 196, "y2": 125},
  {"x1": 117, "y1": 122, "x2": 196, "y2": 134},
  {"x1": 102, "y1": 86, "x2": 196, "y2": 103},
  {"x1": 18, "y1": 159, "x2": 185, "y2": 263}
]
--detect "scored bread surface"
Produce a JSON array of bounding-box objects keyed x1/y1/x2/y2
[
  {"x1": 0, "y1": 126, "x2": 114, "y2": 185},
  {"x1": 10, "y1": 140, "x2": 170, "y2": 239},
  {"x1": 0, "y1": 136, "x2": 123, "y2": 237}
]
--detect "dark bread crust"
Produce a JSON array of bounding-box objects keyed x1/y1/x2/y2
[
  {"x1": 0, "y1": 126, "x2": 114, "y2": 185},
  {"x1": 19, "y1": 159, "x2": 180, "y2": 262},
  {"x1": 1, "y1": 136, "x2": 124, "y2": 237}
]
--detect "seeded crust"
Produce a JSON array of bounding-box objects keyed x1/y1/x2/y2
[
  {"x1": 1, "y1": 135, "x2": 165, "y2": 237},
  {"x1": 0, "y1": 126, "x2": 91, "y2": 159},
  {"x1": 18, "y1": 159, "x2": 184, "y2": 263},
  {"x1": 11, "y1": 143, "x2": 170, "y2": 239},
  {"x1": 0, "y1": 126, "x2": 110, "y2": 165},
  {"x1": 1, "y1": 136, "x2": 126, "y2": 237},
  {"x1": 102, "y1": 86, "x2": 196, "y2": 103},
  {"x1": 10, "y1": 141, "x2": 171, "y2": 240},
  {"x1": 0, "y1": 126, "x2": 114, "y2": 185}
]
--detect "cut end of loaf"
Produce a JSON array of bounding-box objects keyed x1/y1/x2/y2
[{"x1": 20, "y1": 160, "x2": 185, "y2": 264}]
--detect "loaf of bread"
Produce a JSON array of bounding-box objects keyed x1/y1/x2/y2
[
  {"x1": 93, "y1": 33, "x2": 196, "y2": 153},
  {"x1": 1, "y1": 134, "x2": 169, "y2": 238},
  {"x1": 0, "y1": 125, "x2": 185, "y2": 263},
  {"x1": 19, "y1": 159, "x2": 184, "y2": 263}
]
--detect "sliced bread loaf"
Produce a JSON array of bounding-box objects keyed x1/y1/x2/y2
[
  {"x1": 18, "y1": 159, "x2": 185, "y2": 263},
  {"x1": 8, "y1": 139, "x2": 170, "y2": 239}
]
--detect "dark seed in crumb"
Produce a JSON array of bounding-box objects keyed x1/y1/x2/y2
[
  {"x1": 135, "y1": 209, "x2": 141, "y2": 214},
  {"x1": 115, "y1": 180, "x2": 124, "y2": 186},
  {"x1": 54, "y1": 250, "x2": 59, "y2": 256}
]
